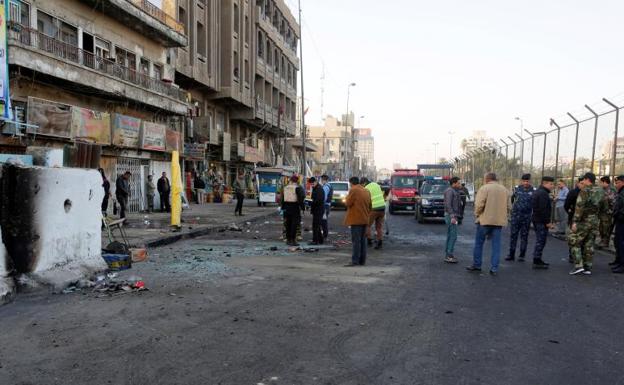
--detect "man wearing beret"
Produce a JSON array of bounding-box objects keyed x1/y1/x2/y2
[
  {"x1": 506, "y1": 173, "x2": 535, "y2": 262},
  {"x1": 532, "y1": 176, "x2": 555, "y2": 269}
]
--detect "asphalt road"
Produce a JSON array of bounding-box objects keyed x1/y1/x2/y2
[{"x1": 1, "y1": 207, "x2": 623, "y2": 385}]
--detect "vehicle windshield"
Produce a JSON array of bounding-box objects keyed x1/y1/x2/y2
[
  {"x1": 392, "y1": 177, "x2": 420, "y2": 188},
  {"x1": 259, "y1": 175, "x2": 278, "y2": 187},
  {"x1": 330, "y1": 182, "x2": 349, "y2": 192},
  {"x1": 421, "y1": 183, "x2": 449, "y2": 195}
]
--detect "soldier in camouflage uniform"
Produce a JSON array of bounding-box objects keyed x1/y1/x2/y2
[
  {"x1": 506, "y1": 174, "x2": 535, "y2": 262},
  {"x1": 599, "y1": 176, "x2": 616, "y2": 248},
  {"x1": 569, "y1": 172, "x2": 607, "y2": 275}
]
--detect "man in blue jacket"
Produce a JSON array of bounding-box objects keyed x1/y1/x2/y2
[
  {"x1": 506, "y1": 174, "x2": 535, "y2": 262},
  {"x1": 532, "y1": 176, "x2": 555, "y2": 269}
]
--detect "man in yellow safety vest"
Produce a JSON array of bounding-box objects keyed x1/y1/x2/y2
[{"x1": 362, "y1": 177, "x2": 386, "y2": 249}]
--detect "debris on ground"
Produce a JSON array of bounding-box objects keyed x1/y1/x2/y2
[
  {"x1": 60, "y1": 273, "x2": 148, "y2": 296},
  {"x1": 229, "y1": 224, "x2": 243, "y2": 232}
]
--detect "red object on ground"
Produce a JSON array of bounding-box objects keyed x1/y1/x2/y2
[{"x1": 133, "y1": 281, "x2": 145, "y2": 289}]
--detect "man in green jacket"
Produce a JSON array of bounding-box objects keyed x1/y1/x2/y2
[{"x1": 362, "y1": 177, "x2": 386, "y2": 249}]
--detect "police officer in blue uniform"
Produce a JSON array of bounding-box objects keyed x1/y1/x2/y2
[{"x1": 506, "y1": 174, "x2": 535, "y2": 262}]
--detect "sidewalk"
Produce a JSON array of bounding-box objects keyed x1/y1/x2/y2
[{"x1": 103, "y1": 200, "x2": 278, "y2": 248}]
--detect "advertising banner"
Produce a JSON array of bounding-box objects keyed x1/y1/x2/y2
[
  {"x1": 237, "y1": 142, "x2": 245, "y2": 157},
  {"x1": 111, "y1": 113, "x2": 141, "y2": 148},
  {"x1": 166, "y1": 129, "x2": 181, "y2": 153},
  {"x1": 141, "y1": 121, "x2": 166, "y2": 151},
  {"x1": 184, "y1": 143, "x2": 206, "y2": 161},
  {"x1": 71, "y1": 107, "x2": 111, "y2": 144},
  {"x1": 26, "y1": 97, "x2": 72, "y2": 138},
  {"x1": 0, "y1": 0, "x2": 11, "y2": 120},
  {"x1": 222, "y1": 132, "x2": 231, "y2": 162},
  {"x1": 244, "y1": 146, "x2": 259, "y2": 163}
]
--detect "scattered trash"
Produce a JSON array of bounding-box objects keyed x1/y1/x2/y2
[
  {"x1": 130, "y1": 248, "x2": 148, "y2": 263},
  {"x1": 229, "y1": 224, "x2": 242, "y2": 232},
  {"x1": 269, "y1": 246, "x2": 278, "y2": 251},
  {"x1": 445, "y1": 310, "x2": 454, "y2": 314},
  {"x1": 246, "y1": 222, "x2": 251, "y2": 226},
  {"x1": 548, "y1": 340, "x2": 560, "y2": 344},
  {"x1": 264, "y1": 221, "x2": 270, "y2": 224},
  {"x1": 303, "y1": 248, "x2": 319, "y2": 253}
]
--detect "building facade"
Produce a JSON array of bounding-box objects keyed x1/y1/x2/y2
[
  {"x1": 0, "y1": 0, "x2": 301, "y2": 212},
  {"x1": 461, "y1": 130, "x2": 497, "y2": 153},
  {"x1": 353, "y1": 128, "x2": 375, "y2": 177},
  {"x1": 4, "y1": 0, "x2": 188, "y2": 212}
]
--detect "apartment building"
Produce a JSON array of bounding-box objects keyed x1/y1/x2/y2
[
  {"x1": 3, "y1": 0, "x2": 189, "y2": 212},
  {"x1": 307, "y1": 115, "x2": 350, "y2": 178},
  {"x1": 175, "y1": 0, "x2": 299, "y2": 184},
  {"x1": 353, "y1": 128, "x2": 375, "y2": 177}
]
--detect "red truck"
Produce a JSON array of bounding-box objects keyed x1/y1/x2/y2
[{"x1": 388, "y1": 169, "x2": 425, "y2": 214}]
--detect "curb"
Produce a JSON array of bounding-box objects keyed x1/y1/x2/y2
[{"x1": 144, "y1": 211, "x2": 278, "y2": 248}]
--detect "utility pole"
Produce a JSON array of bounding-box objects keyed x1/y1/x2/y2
[{"x1": 298, "y1": 0, "x2": 307, "y2": 180}]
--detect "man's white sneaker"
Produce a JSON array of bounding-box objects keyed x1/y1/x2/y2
[
  {"x1": 583, "y1": 270, "x2": 592, "y2": 275},
  {"x1": 569, "y1": 267, "x2": 585, "y2": 275}
]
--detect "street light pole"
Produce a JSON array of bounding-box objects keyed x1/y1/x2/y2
[
  {"x1": 298, "y1": 0, "x2": 307, "y2": 180},
  {"x1": 343, "y1": 82, "x2": 356, "y2": 178}
]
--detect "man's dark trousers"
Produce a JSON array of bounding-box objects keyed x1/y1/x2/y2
[
  {"x1": 235, "y1": 193, "x2": 244, "y2": 215},
  {"x1": 614, "y1": 221, "x2": 624, "y2": 266},
  {"x1": 117, "y1": 194, "x2": 128, "y2": 219},
  {"x1": 321, "y1": 205, "x2": 330, "y2": 239},
  {"x1": 533, "y1": 222, "x2": 549, "y2": 259},
  {"x1": 285, "y1": 212, "x2": 301, "y2": 243},
  {"x1": 160, "y1": 192, "x2": 170, "y2": 212},
  {"x1": 312, "y1": 208, "x2": 324, "y2": 243},
  {"x1": 351, "y1": 225, "x2": 367, "y2": 265},
  {"x1": 509, "y1": 215, "x2": 531, "y2": 258}
]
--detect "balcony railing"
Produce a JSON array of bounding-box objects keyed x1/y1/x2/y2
[
  {"x1": 8, "y1": 23, "x2": 187, "y2": 103},
  {"x1": 128, "y1": 0, "x2": 185, "y2": 34}
]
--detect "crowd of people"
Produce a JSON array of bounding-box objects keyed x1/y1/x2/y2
[{"x1": 444, "y1": 171, "x2": 624, "y2": 276}]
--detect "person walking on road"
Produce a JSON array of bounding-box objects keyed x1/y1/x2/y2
[
  {"x1": 362, "y1": 177, "x2": 386, "y2": 250},
  {"x1": 554, "y1": 179, "x2": 569, "y2": 234},
  {"x1": 321, "y1": 175, "x2": 333, "y2": 240},
  {"x1": 599, "y1": 176, "x2": 616, "y2": 248},
  {"x1": 443, "y1": 177, "x2": 462, "y2": 264},
  {"x1": 506, "y1": 174, "x2": 535, "y2": 262},
  {"x1": 99, "y1": 168, "x2": 111, "y2": 216},
  {"x1": 146, "y1": 175, "x2": 156, "y2": 213},
  {"x1": 459, "y1": 183, "x2": 470, "y2": 223},
  {"x1": 157, "y1": 172, "x2": 171, "y2": 213},
  {"x1": 467, "y1": 173, "x2": 510, "y2": 275},
  {"x1": 309, "y1": 177, "x2": 325, "y2": 245},
  {"x1": 569, "y1": 172, "x2": 607, "y2": 275},
  {"x1": 532, "y1": 176, "x2": 555, "y2": 269},
  {"x1": 344, "y1": 177, "x2": 371, "y2": 267},
  {"x1": 233, "y1": 172, "x2": 245, "y2": 216},
  {"x1": 281, "y1": 175, "x2": 305, "y2": 246},
  {"x1": 115, "y1": 171, "x2": 132, "y2": 219},
  {"x1": 611, "y1": 175, "x2": 624, "y2": 273}
]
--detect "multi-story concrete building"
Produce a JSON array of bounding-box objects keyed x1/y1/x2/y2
[
  {"x1": 353, "y1": 128, "x2": 375, "y2": 177},
  {"x1": 461, "y1": 130, "x2": 497, "y2": 153},
  {"x1": 175, "y1": 0, "x2": 299, "y2": 184},
  {"x1": 3, "y1": 0, "x2": 189, "y2": 212}
]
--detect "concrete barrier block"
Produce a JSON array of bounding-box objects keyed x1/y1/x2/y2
[
  {"x1": 1, "y1": 165, "x2": 107, "y2": 289},
  {"x1": 0, "y1": 226, "x2": 15, "y2": 303}
]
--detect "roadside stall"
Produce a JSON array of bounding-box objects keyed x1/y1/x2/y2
[{"x1": 255, "y1": 167, "x2": 295, "y2": 206}]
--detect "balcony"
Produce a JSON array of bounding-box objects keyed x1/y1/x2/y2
[
  {"x1": 77, "y1": 0, "x2": 187, "y2": 47},
  {"x1": 8, "y1": 24, "x2": 188, "y2": 114}
]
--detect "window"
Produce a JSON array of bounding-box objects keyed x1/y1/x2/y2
[
  {"x1": 274, "y1": 49, "x2": 279, "y2": 71},
  {"x1": 244, "y1": 15, "x2": 249, "y2": 43},
  {"x1": 9, "y1": 0, "x2": 29, "y2": 25},
  {"x1": 197, "y1": 21, "x2": 206, "y2": 58},
  {"x1": 178, "y1": 5, "x2": 187, "y2": 32},
  {"x1": 115, "y1": 46, "x2": 136, "y2": 70},
  {"x1": 95, "y1": 38, "x2": 110, "y2": 58},
  {"x1": 153, "y1": 64, "x2": 163, "y2": 80},
  {"x1": 37, "y1": 11, "x2": 57, "y2": 37},
  {"x1": 244, "y1": 59, "x2": 249, "y2": 84},
  {"x1": 216, "y1": 112, "x2": 225, "y2": 133},
  {"x1": 59, "y1": 21, "x2": 78, "y2": 45},
  {"x1": 233, "y1": 51, "x2": 239, "y2": 79},
  {"x1": 233, "y1": 3, "x2": 239, "y2": 35},
  {"x1": 265, "y1": 40, "x2": 271, "y2": 65},
  {"x1": 257, "y1": 31, "x2": 264, "y2": 59},
  {"x1": 139, "y1": 58, "x2": 150, "y2": 75}
]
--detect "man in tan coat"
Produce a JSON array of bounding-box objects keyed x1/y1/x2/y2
[
  {"x1": 467, "y1": 173, "x2": 511, "y2": 275},
  {"x1": 344, "y1": 176, "x2": 372, "y2": 266}
]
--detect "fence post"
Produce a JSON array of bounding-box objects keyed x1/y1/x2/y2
[
  {"x1": 550, "y1": 119, "x2": 561, "y2": 181},
  {"x1": 516, "y1": 134, "x2": 524, "y2": 173},
  {"x1": 585, "y1": 105, "x2": 599, "y2": 173},
  {"x1": 603, "y1": 98, "x2": 620, "y2": 176},
  {"x1": 541, "y1": 132, "x2": 547, "y2": 179},
  {"x1": 567, "y1": 112, "x2": 580, "y2": 184}
]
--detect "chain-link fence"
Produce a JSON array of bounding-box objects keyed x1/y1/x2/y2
[{"x1": 454, "y1": 98, "x2": 624, "y2": 192}]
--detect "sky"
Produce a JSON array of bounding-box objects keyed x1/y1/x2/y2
[{"x1": 290, "y1": 0, "x2": 624, "y2": 169}]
